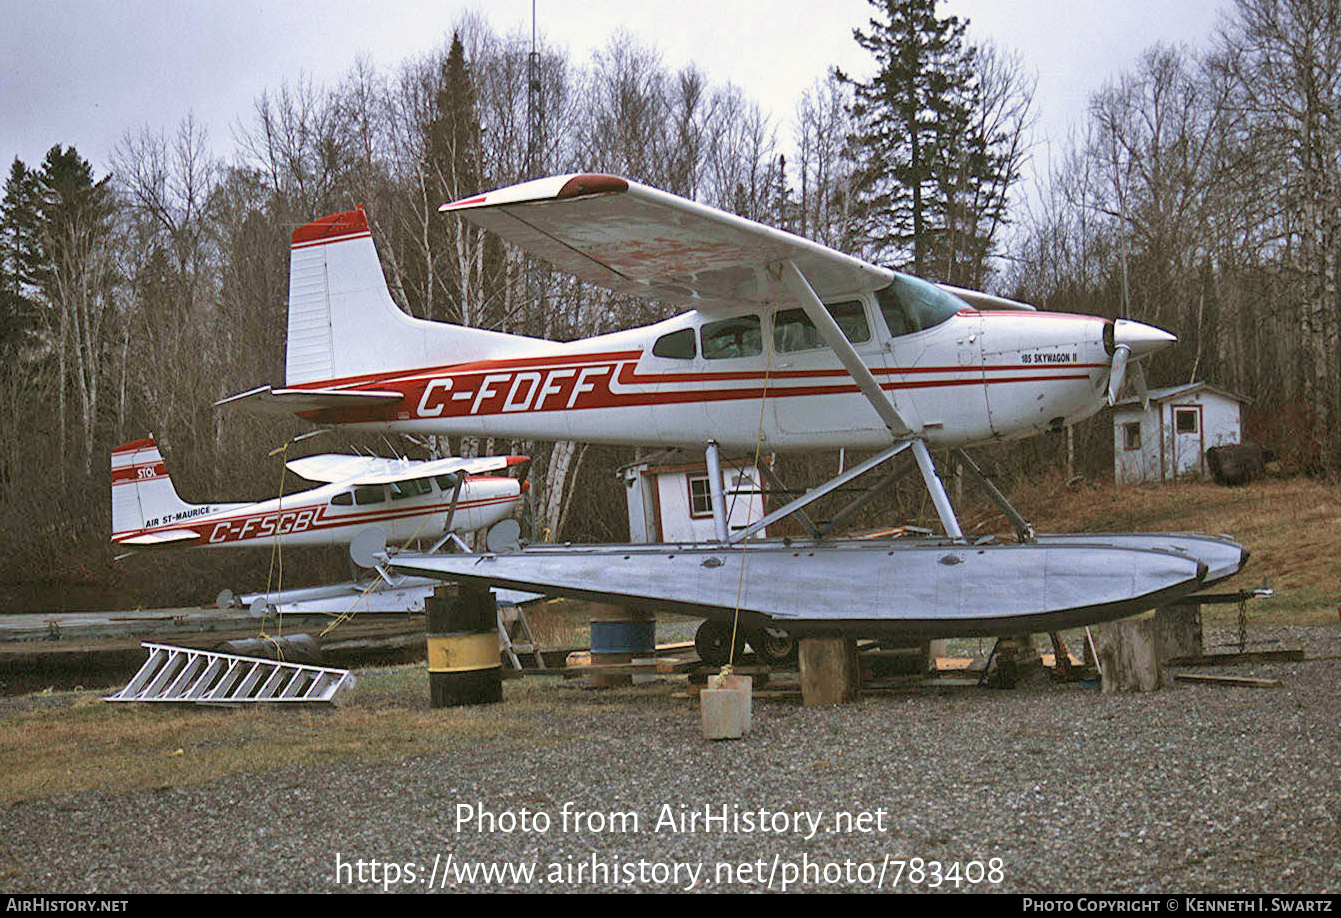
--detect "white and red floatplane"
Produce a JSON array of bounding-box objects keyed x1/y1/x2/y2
[{"x1": 217, "y1": 174, "x2": 1246, "y2": 661}]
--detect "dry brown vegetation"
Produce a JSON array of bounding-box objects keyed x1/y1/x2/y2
[{"x1": 995, "y1": 472, "x2": 1341, "y2": 624}]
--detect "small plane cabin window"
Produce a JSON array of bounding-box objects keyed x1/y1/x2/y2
[
  {"x1": 331, "y1": 491, "x2": 353, "y2": 506},
  {"x1": 702, "y1": 315, "x2": 762, "y2": 359},
  {"x1": 773, "y1": 301, "x2": 871, "y2": 352},
  {"x1": 688, "y1": 475, "x2": 714, "y2": 517},
  {"x1": 354, "y1": 485, "x2": 386, "y2": 505},
  {"x1": 390, "y1": 478, "x2": 432, "y2": 500},
  {"x1": 1123, "y1": 422, "x2": 1142, "y2": 451},
  {"x1": 434, "y1": 473, "x2": 460, "y2": 492},
  {"x1": 876, "y1": 274, "x2": 971, "y2": 338},
  {"x1": 1175, "y1": 408, "x2": 1199, "y2": 434},
  {"x1": 652, "y1": 328, "x2": 696, "y2": 359}
]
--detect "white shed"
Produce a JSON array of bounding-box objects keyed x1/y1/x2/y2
[
  {"x1": 1112, "y1": 383, "x2": 1251, "y2": 485},
  {"x1": 620, "y1": 451, "x2": 768, "y2": 543}
]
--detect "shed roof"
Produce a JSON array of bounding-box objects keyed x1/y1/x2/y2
[{"x1": 1113, "y1": 381, "x2": 1252, "y2": 410}]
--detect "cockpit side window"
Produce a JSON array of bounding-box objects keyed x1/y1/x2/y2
[
  {"x1": 773, "y1": 300, "x2": 871, "y2": 352},
  {"x1": 434, "y1": 473, "x2": 460, "y2": 492},
  {"x1": 390, "y1": 478, "x2": 433, "y2": 500},
  {"x1": 652, "y1": 327, "x2": 696, "y2": 359},
  {"x1": 354, "y1": 485, "x2": 386, "y2": 505},
  {"x1": 876, "y1": 274, "x2": 972, "y2": 338},
  {"x1": 702, "y1": 315, "x2": 762, "y2": 359}
]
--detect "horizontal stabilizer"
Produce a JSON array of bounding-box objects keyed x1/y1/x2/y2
[
  {"x1": 214, "y1": 385, "x2": 403, "y2": 416},
  {"x1": 117, "y1": 529, "x2": 202, "y2": 546}
]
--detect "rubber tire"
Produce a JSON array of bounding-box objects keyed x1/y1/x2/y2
[
  {"x1": 695, "y1": 620, "x2": 744, "y2": 667},
  {"x1": 748, "y1": 627, "x2": 798, "y2": 667}
]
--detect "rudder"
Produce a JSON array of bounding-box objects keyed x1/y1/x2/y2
[
  {"x1": 285, "y1": 208, "x2": 548, "y2": 387},
  {"x1": 110, "y1": 438, "x2": 197, "y2": 539}
]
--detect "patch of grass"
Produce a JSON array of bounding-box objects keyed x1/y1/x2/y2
[{"x1": 0, "y1": 666, "x2": 568, "y2": 806}]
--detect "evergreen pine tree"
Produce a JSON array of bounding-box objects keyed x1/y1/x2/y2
[{"x1": 837, "y1": 0, "x2": 986, "y2": 280}]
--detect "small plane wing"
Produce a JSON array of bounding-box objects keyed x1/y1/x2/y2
[
  {"x1": 214, "y1": 385, "x2": 403, "y2": 416},
  {"x1": 937, "y1": 284, "x2": 1036, "y2": 312},
  {"x1": 285, "y1": 453, "x2": 528, "y2": 485},
  {"x1": 441, "y1": 173, "x2": 894, "y2": 310}
]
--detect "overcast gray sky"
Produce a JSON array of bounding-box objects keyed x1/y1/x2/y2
[{"x1": 2, "y1": 0, "x2": 1229, "y2": 188}]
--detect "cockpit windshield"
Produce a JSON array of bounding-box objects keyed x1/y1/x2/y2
[{"x1": 876, "y1": 273, "x2": 973, "y2": 338}]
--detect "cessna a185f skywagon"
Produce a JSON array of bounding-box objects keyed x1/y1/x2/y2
[
  {"x1": 111, "y1": 436, "x2": 526, "y2": 554},
  {"x1": 219, "y1": 176, "x2": 1246, "y2": 658}
]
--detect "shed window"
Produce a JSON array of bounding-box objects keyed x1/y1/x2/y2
[
  {"x1": 1175, "y1": 408, "x2": 1199, "y2": 434},
  {"x1": 688, "y1": 475, "x2": 714, "y2": 517},
  {"x1": 1122, "y1": 422, "x2": 1142, "y2": 451}
]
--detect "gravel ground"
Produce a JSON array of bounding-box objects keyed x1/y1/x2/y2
[{"x1": 2, "y1": 625, "x2": 1337, "y2": 894}]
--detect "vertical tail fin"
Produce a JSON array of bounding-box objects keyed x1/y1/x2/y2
[
  {"x1": 285, "y1": 208, "x2": 547, "y2": 387},
  {"x1": 110, "y1": 438, "x2": 199, "y2": 539}
]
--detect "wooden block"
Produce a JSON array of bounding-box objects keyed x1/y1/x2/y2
[
  {"x1": 1155, "y1": 603, "x2": 1204, "y2": 659},
  {"x1": 798, "y1": 636, "x2": 861, "y2": 706},
  {"x1": 1096, "y1": 613, "x2": 1166, "y2": 693}
]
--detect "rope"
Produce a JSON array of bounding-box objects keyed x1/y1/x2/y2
[
  {"x1": 725, "y1": 268, "x2": 780, "y2": 671},
  {"x1": 260, "y1": 438, "x2": 294, "y2": 654}
]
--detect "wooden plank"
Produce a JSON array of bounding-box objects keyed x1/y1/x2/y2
[
  {"x1": 1174, "y1": 673, "x2": 1284, "y2": 688},
  {"x1": 1165, "y1": 650, "x2": 1305, "y2": 666}
]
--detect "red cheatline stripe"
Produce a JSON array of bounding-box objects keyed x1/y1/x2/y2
[{"x1": 114, "y1": 494, "x2": 517, "y2": 541}]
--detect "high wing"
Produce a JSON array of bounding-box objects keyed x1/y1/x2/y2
[
  {"x1": 443, "y1": 173, "x2": 921, "y2": 438},
  {"x1": 285, "y1": 453, "x2": 528, "y2": 485},
  {"x1": 441, "y1": 173, "x2": 894, "y2": 310}
]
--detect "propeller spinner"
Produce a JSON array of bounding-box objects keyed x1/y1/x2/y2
[{"x1": 1107, "y1": 319, "x2": 1176, "y2": 407}]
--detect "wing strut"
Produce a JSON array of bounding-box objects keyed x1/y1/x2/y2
[
  {"x1": 779, "y1": 260, "x2": 963, "y2": 540},
  {"x1": 780, "y1": 260, "x2": 918, "y2": 439},
  {"x1": 727, "y1": 442, "x2": 912, "y2": 544},
  {"x1": 911, "y1": 440, "x2": 964, "y2": 540}
]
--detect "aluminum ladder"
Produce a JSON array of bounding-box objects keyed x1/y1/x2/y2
[
  {"x1": 498, "y1": 603, "x2": 545, "y2": 670},
  {"x1": 105, "y1": 641, "x2": 356, "y2": 705}
]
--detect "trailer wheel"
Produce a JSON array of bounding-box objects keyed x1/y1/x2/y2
[
  {"x1": 694, "y1": 620, "x2": 743, "y2": 667},
  {"x1": 748, "y1": 627, "x2": 798, "y2": 667}
]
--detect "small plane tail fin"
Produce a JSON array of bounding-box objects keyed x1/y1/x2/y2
[
  {"x1": 285, "y1": 208, "x2": 548, "y2": 388},
  {"x1": 110, "y1": 437, "x2": 201, "y2": 539}
]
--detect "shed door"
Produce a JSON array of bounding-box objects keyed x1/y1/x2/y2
[{"x1": 1171, "y1": 404, "x2": 1205, "y2": 478}]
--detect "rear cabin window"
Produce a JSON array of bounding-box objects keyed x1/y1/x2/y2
[
  {"x1": 652, "y1": 328, "x2": 696, "y2": 359},
  {"x1": 354, "y1": 485, "x2": 386, "y2": 505},
  {"x1": 773, "y1": 300, "x2": 871, "y2": 352},
  {"x1": 876, "y1": 274, "x2": 971, "y2": 338},
  {"x1": 702, "y1": 315, "x2": 762, "y2": 359},
  {"x1": 331, "y1": 491, "x2": 353, "y2": 506}
]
